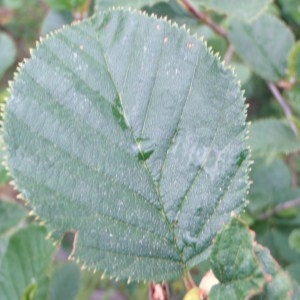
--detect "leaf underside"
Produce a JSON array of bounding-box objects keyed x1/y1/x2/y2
[{"x1": 3, "y1": 9, "x2": 248, "y2": 281}]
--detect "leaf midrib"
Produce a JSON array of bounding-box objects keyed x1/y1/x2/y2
[{"x1": 92, "y1": 16, "x2": 186, "y2": 267}]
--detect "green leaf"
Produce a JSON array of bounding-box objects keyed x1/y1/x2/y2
[
  {"x1": 252, "y1": 245, "x2": 293, "y2": 300},
  {"x1": 2, "y1": 0, "x2": 23, "y2": 9},
  {"x1": 231, "y1": 62, "x2": 251, "y2": 86},
  {"x1": 286, "y1": 83, "x2": 300, "y2": 117},
  {"x1": 0, "y1": 32, "x2": 17, "y2": 79},
  {"x1": 249, "y1": 118, "x2": 300, "y2": 156},
  {"x1": 0, "y1": 138, "x2": 10, "y2": 185},
  {"x1": 3, "y1": 9, "x2": 248, "y2": 281},
  {"x1": 248, "y1": 157, "x2": 291, "y2": 214},
  {"x1": 41, "y1": 9, "x2": 72, "y2": 36},
  {"x1": 49, "y1": 263, "x2": 81, "y2": 300},
  {"x1": 143, "y1": 0, "x2": 200, "y2": 32},
  {"x1": 291, "y1": 281, "x2": 300, "y2": 300},
  {"x1": 287, "y1": 41, "x2": 300, "y2": 81},
  {"x1": 44, "y1": 0, "x2": 85, "y2": 11},
  {"x1": 0, "y1": 225, "x2": 54, "y2": 300},
  {"x1": 289, "y1": 229, "x2": 300, "y2": 254},
  {"x1": 94, "y1": 0, "x2": 167, "y2": 11},
  {"x1": 278, "y1": 0, "x2": 300, "y2": 26},
  {"x1": 0, "y1": 200, "x2": 26, "y2": 235},
  {"x1": 287, "y1": 262, "x2": 300, "y2": 284},
  {"x1": 254, "y1": 223, "x2": 300, "y2": 265},
  {"x1": 189, "y1": 0, "x2": 270, "y2": 19},
  {"x1": 228, "y1": 14, "x2": 294, "y2": 82},
  {"x1": 209, "y1": 219, "x2": 265, "y2": 299}
]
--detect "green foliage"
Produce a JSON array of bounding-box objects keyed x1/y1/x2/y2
[
  {"x1": 94, "y1": 0, "x2": 167, "y2": 11},
  {"x1": 248, "y1": 157, "x2": 292, "y2": 214},
  {"x1": 44, "y1": 0, "x2": 86, "y2": 11},
  {"x1": 3, "y1": 8, "x2": 248, "y2": 281},
  {"x1": 0, "y1": 223, "x2": 54, "y2": 300},
  {"x1": 0, "y1": 200, "x2": 25, "y2": 235},
  {"x1": 49, "y1": 263, "x2": 81, "y2": 300},
  {"x1": 209, "y1": 219, "x2": 265, "y2": 299},
  {"x1": 40, "y1": 10, "x2": 72, "y2": 36},
  {"x1": 228, "y1": 14, "x2": 294, "y2": 82},
  {"x1": 189, "y1": 0, "x2": 270, "y2": 19},
  {"x1": 278, "y1": 0, "x2": 300, "y2": 26},
  {"x1": 1, "y1": 0, "x2": 23, "y2": 9},
  {"x1": 0, "y1": 32, "x2": 16, "y2": 79},
  {"x1": 210, "y1": 219, "x2": 293, "y2": 299},
  {"x1": 1, "y1": 0, "x2": 300, "y2": 298},
  {"x1": 289, "y1": 229, "x2": 300, "y2": 254},
  {"x1": 288, "y1": 41, "x2": 300, "y2": 81},
  {"x1": 249, "y1": 118, "x2": 300, "y2": 156},
  {"x1": 252, "y1": 245, "x2": 293, "y2": 299}
]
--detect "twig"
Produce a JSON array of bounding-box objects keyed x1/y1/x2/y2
[
  {"x1": 286, "y1": 154, "x2": 298, "y2": 188},
  {"x1": 183, "y1": 271, "x2": 196, "y2": 291},
  {"x1": 180, "y1": 0, "x2": 228, "y2": 39},
  {"x1": 267, "y1": 82, "x2": 298, "y2": 136},
  {"x1": 258, "y1": 197, "x2": 300, "y2": 220},
  {"x1": 224, "y1": 44, "x2": 235, "y2": 64}
]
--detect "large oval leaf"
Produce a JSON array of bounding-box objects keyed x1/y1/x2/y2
[{"x1": 3, "y1": 9, "x2": 248, "y2": 281}]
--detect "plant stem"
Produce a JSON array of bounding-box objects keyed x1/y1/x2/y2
[
  {"x1": 286, "y1": 154, "x2": 298, "y2": 188},
  {"x1": 267, "y1": 82, "x2": 298, "y2": 136},
  {"x1": 258, "y1": 197, "x2": 300, "y2": 220},
  {"x1": 183, "y1": 271, "x2": 196, "y2": 291},
  {"x1": 180, "y1": 0, "x2": 228, "y2": 39},
  {"x1": 224, "y1": 44, "x2": 235, "y2": 64}
]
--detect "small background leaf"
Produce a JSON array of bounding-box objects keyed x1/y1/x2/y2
[
  {"x1": 0, "y1": 200, "x2": 25, "y2": 235},
  {"x1": 248, "y1": 157, "x2": 292, "y2": 214},
  {"x1": 0, "y1": 32, "x2": 16, "y2": 79},
  {"x1": 289, "y1": 229, "x2": 300, "y2": 254},
  {"x1": 252, "y1": 245, "x2": 293, "y2": 299},
  {"x1": 49, "y1": 263, "x2": 81, "y2": 300},
  {"x1": 0, "y1": 225, "x2": 54, "y2": 300},
  {"x1": 94, "y1": 0, "x2": 167, "y2": 11},
  {"x1": 249, "y1": 118, "x2": 300, "y2": 157},
  {"x1": 278, "y1": 0, "x2": 300, "y2": 26},
  {"x1": 44, "y1": 0, "x2": 85, "y2": 11},
  {"x1": 209, "y1": 219, "x2": 265, "y2": 300},
  {"x1": 189, "y1": 0, "x2": 270, "y2": 19},
  {"x1": 228, "y1": 14, "x2": 294, "y2": 82},
  {"x1": 40, "y1": 9, "x2": 72, "y2": 36},
  {"x1": 287, "y1": 41, "x2": 300, "y2": 81}
]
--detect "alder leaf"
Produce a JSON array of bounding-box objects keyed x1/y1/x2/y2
[
  {"x1": 252, "y1": 245, "x2": 293, "y2": 300},
  {"x1": 94, "y1": 0, "x2": 167, "y2": 11},
  {"x1": 0, "y1": 225, "x2": 54, "y2": 300},
  {"x1": 3, "y1": 9, "x2": 248, "y2": 281},
  {"x1": 188, "y1": 0, "x2": 270, "y2": 19},
  {"x1": 0, "y1": 200, "x2": 26, "y2": 235},
  {"x1": 287, "y1": 41, "x2": 300, "y2": 81},
  {"x1": 228, "y1": 14, "x2": 294, "y2": 82},
  {"x1": 0, "y1": 32, "x2": 17, "y2": 79},
  {"x1": 209, "y1": 219, "x2": 265, "y2": 299},
  {"x1": 249, "y1": 118, "x2": 300, "y2": 156},
  {"x1": 49, "y1": 263, "x2": 81, "y2": 300}
]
